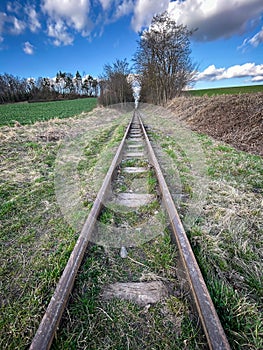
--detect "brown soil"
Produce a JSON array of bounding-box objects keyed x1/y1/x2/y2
[{"x1": 167, "y1": 92, "x2": 263, "y2": 157}]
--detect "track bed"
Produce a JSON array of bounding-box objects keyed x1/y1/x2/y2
[{"x1": 30, "y1": 112, "x2": 230, "y2": 350}]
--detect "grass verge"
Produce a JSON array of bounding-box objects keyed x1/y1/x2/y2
[
  {"x1": 151, "y1": 129, "x2": 262, "y2": 350},
  {"x1": 0, "y1": 108, "x2": 129, "y2": 349}
]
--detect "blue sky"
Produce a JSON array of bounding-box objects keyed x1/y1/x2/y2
[{"x1": 0, "y1": 0, "x2": 263, "y2": 89}]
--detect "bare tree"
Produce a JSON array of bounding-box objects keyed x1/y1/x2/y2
[
  {"x1": 98, "y1": 59, "x2": 134, "y2": 106},
  {"x1": 134, "y1": 12, "x2": 196, "y2": 105}
]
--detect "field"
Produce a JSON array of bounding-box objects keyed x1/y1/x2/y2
[
  {"x1": 0, "y1": 98, "x2": 97, "y2": 126},
  {"x1": 188, "y1": 84, "x2": 263, "y2": 96},
  {"x1": 0, "y1": 93, "x2": 262, "y2": 349}
]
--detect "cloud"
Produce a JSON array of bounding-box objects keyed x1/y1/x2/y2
[
  {"x1": 240, "y1": 26, "x2": 263, "y2": 49},
  {"x1": 42, "y1": 0, "x2": 90, "y2": 32},
  {"x1": 168, "y1": 0, "x2": 263, "y2": 41},
  {"x1": 6, "y1": 1, "x2": 22, "y2": 15},
  {"x1": 25, "y1": 5, "x2": 41, "y2": 33},
  {"x1": 10, "y1": 16, "x2": 26, "y2": 35},
  {"x1": 251, "y1": 75, "x2": 263, "y2": 82},
  {"x1": 23, "y1": 41, "x2": 34, "y2": 55},
  {"x1": 115, "y1": 0, "x2": 134, "y2": 19},
  {"x1": 99, "y1": 0, "x2": 114, "y2": 11},
  {"x1": 0, "y1": 11, "x2": 26, "y2": 36},
  {"x1": 0, "y1": 12, "x2": 6, "y2": 36},
  {"x1": 131, "y1": 0, "x2": 170, "y2": 31},
  {"x1": 47, "y1": 19, "x2": 74, "y2": 46},
  {"x1": 1, "y1": 0, "x2": 263, "y2": 49},
  {"x1": 247, "y1": 27, "x2": 263, "y2": 47},
  {"x1": 196, "y1": 63, "x2": 263, "y2": 82}
]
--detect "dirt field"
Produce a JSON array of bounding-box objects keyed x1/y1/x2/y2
[{"x1": 167, "y1": 92, "x2": 263, "y2": 157}]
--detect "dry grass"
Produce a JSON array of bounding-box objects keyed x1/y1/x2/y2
[{"x1": 167, "y1": 92, "x2": 263, "y2": 156}]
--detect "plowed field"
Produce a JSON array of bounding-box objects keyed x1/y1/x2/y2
[{"x1": 167, "y1": 92, "x2": 263, "y2": 156}]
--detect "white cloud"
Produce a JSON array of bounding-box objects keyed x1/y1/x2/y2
[
  {"x1": 240, "y1": 26, "x2": 263, "y2": 49},
  {"x1": 6, "y1": 1, "x2": 22, "y2": 15},
  {"x1": 168, "y1": 0, "x2": 263, "y2": 41},
  {"x1": 248, "y1": 27, "x2": 263, "y2": 47},
  {"x1": 10, "y1": 16, "x2": 26, "y2": 35},
  {"x1": 23, "y1": 41, "x2": 34, "y2": 55},
  {"x1": 251, "y1": 75, "x2": 263, "y2": 82},
  {"x1": 131, "y1": 0, "x2": 170, "y2": 32},
  {"x1": 0, "y1": 12, "x2": 26, "y2": 36},
  {"x1": 99, "y1": 0, "x2": 114, "y2": 11},
  {"x1": 196, "y1": 63, "x2": 263, "y2": 82},
  {"x1": 115, "y1": 0, "x2": 134, "y2": 19},
  {"x1": 47, "y1": 19, "x2": 74, "y2": 46},
  {"x1": 42, "y1": 0, "x2": 90, "y2": 32},
  {"x1": 197, "y1": 65, "x2": 225, "y2": 81},
  {"x1": 25, "y1": 5, "x2": 41, "y2": 32},
  {"x1": 0, "y1": 12, "x2": 6, "y2": 36}
]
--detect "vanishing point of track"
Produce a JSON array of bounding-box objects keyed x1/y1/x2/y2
[{"x1": 30, "y1": 110, "x2": 231, "y2": 350}]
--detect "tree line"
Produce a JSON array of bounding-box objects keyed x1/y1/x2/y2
[
  {"x1": 1, "y1": 12, "x2": 196, "y2": 106},
  {"x1": 0, "y1": 71, "x2": 98, "y2": 104}
]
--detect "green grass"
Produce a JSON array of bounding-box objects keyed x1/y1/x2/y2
[
  {"x1": 52, "y1": 129, "x2": 207, "y2": 348},
  {"x1": 188, "y1": 84, "x2": 263, "y2": 96},
  {"x1": 1, "y1": 102, "x2": 262, "y2": 348},
  {"x1": 153, "y1": 130, "x2": 263, "y2": 349},
  {"x1": 0, "y1": 109, "x2": 130, "y2": 349},
  {"x1": 52, "y1": 236, "x2": 206, "y2": 349},
  {"x1": 0, "y1": 98, "x2": 97, "y2": 126}
]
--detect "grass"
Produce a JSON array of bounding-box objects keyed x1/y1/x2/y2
[
  {"x1": 188, "y1": 84, "x2": 263, "y2": 97},
  {"x1": 0, "y1": 98, "x2": 97, "y2": 126},
  {"x1": 52, "y1": 128, "x2": 207, "y2": 348},
  {"x1": 1, "y1": 101, "x2": 262, "y2": 349},
  {"x1": 150, "y1": 130, "x2": 262, "y2": 349},
  {"x1": 52, "y1": 236, "x2": 207, "y2": 349},
  {"x1": 0, "y1": 107, "x2": 130, "y2": 349},
  {"x1": 138, "y1": 104, "x2": 262, "y2": 349}
]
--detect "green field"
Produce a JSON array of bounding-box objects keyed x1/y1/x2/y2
[
  {"x1": 188, "y1": 84, "x2": 263, "y2": 96},
  {"x1": 0, "y1": 98, "x2": 97, "y2": 126}
]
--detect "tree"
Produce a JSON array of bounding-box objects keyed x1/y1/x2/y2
[
  {"x1": 74, "y1": 70, "x2": 82, "y2": 95},
  {"x1": 134, "y1": 12, "x2": 195, "y2": 105},
  {"x1": 56, "y1": 71, "x2": 66, "y2": 95},
  {"x1": 98, "y1": 59, "x2": 134, "y2": 106}
]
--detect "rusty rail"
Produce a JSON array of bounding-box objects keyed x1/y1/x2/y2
[
  {"x1": 138, "y1": 110, "x2": 230, "y2": 350},
  {"x1": 30, "y1": 118, "x2": 133, "y2": 350}
]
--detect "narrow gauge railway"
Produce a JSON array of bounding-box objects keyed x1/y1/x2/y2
[{"x1": 30, "y1": 111, "x2": 230, "y2": 350}]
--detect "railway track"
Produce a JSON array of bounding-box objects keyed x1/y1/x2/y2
[{"x1": 30, "y1": 111, "x2": 231, "y2": 350}]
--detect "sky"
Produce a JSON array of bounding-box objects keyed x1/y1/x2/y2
[{"x1": 0, "y1": 0, "x2": 263, "y2": 89}]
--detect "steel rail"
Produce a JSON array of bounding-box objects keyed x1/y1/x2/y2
[
  {"x1": 30, "y1": 117, "x2": 133, "y2": 350},
  {"x1": 137, "y1": 111, "x2": 231, "y2": 350}
]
